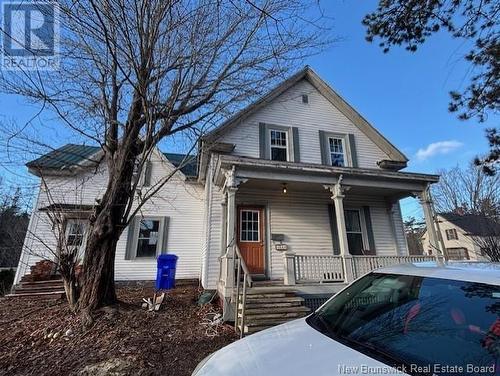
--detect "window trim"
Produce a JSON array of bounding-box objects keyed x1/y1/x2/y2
[
  {"x1": 344, "y1": 208, "x2": 369, "y2": 253},
  {"x1": 239, "y1": 209, "x2": 261, "y2": 243},
  {"x1": 64, "y1": 218, "x2": 89, "y2": 252},
  {"x1": 445, "y1": 228, "x2": 458, "y2": 240},
  {"x1": 324, "y1": 132, "x2": 352, "y2": 167},
  {"x1": 264, "y1": 124, "x2": 296, "y2": 162},
  {"x1": 269, "y1": 128, "x2": 289, "y2": 162},
  {"x1": 132, "y1": 216, "x2": 165, "y2": 259}
]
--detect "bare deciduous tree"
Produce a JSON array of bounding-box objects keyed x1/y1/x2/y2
[
  {"x1": 432, "y1": 162, "x2": 500, "y2": 218},
  {"x1": 0, "y1": 0, "x2": 331, "y2": 321}
]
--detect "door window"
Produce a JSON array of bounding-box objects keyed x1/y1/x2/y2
[{"x1": 240, "y1": 210, "x2": 260, "y2": 242}]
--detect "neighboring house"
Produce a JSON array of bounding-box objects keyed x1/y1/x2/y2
[
  {"x1": 14, "y1": 67, "x2": 440, "y2": 329},
  {"x1": 422, "y1": 213, "x2": 500, "y2": 261}
]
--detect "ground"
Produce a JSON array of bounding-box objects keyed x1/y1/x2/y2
[{"x1": 0, "y1": 282, "x2": 238, "y2": 375}]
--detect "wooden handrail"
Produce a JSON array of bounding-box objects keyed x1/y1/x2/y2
[
  {"x1": 234, "y1": 244, "x2": 252, "y2": 338},
  {"x1": 234, "y1": 245, "x2": 253, "y2": 286}
]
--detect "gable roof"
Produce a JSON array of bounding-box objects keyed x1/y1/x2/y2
[
  {"x1": 440, "y1": 213, "x2": 500, "y2": 236},
  {"x1": 26, "y1": 144, "x2": 101, "y2": 170},
  {"x1": 204, "y1": 66, "x2": 408, "y2": 163},
  {"x1": 26, "y1": 144, "x2": 198, "y2": 177}
]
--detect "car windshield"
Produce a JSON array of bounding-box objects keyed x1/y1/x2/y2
[{"x1": 307, "y1": 273, "x2": 499, "y2": 376}]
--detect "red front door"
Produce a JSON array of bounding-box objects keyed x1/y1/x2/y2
[{"x1": 237, "y1": 207, "x2": 265, "y2": 275}]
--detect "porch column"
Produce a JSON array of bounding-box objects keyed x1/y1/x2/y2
[
  {"x1": 223, "y1": 167, "x2": 247, "y2": 288},
  {"x1": 417, "y1": 186, "x2": 444, "y2": 263},
  {"x1": 325, "y1": 176, "x2": 355, "y2": 282}
]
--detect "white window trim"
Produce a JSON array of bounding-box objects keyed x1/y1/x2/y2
[
  {"x1": 132, "y1": 216, "x2": 165, "y2": 259},
  {"x1": 269, "y1": 128, "x2": 289, "y2": 162},
  {"x1": 325, "y1": 132, "x2": 352, "y2": 167},
  {"x1": 344, "y1": 208, "x2": 369, "y2": 252},
  {"x1": 240, "y1": 209, "x2": 261, "y2": 243},
  {"x1": 64, "y1": 218, "x2": 89, "y2": 260},
  {"x1": 265, "y1": 124, "x2": 296, "y2": 162}
]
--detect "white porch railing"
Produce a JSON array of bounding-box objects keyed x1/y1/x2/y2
[
  {"x1": 350, "y1": 255, "x2": 436, "y2": 279},
  {"x1": 294, "y1": 255, "x2": 344, "y2": 283},
  {"x1": 289, "y1": 254, "x2": 437, "y2": 285}
]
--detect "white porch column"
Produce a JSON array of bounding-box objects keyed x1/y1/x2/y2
[
  {"x1": 223, "y1": 167, "x2": 247, "y2": 288},
  {"x1": 325, "y1": 176, "x2": 355, "y2": 282},
  {"x1": 283, "y1": 251, "x2": 296, "y2": 285},
  {"x1": 417, "y1": 186, "x2": 444, "y2": 263},
  {"x1": 324, "y1": 179, "x2": 349, "y2": 257}
]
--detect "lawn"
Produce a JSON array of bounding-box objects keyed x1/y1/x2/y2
[{"x1": 0, "y1": 282, "x2": 237, "y2": 375}]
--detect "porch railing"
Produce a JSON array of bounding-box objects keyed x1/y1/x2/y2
[
  {"x1": 289, "y1": 254, "x2": 437, "y2": 285},
  {"x1": 234, "y1": 245, "x2": 252, "y2": 338},
  {"x1": 295, "y1": 255, "x2": 344, "y2": 283},
  {"x1": 350, "y1": 255, "x2": 436, "y2": 279}
]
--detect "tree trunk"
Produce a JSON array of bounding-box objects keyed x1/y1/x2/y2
[{"x1": 77, "y1": 147, "x2": 138, "y2": 323}]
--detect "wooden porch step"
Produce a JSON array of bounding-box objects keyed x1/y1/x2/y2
[
  {"x1": 240, "y1": 296, "x2": 304, "y2": 309},
  {"x1": 240, "y1": 293, "x2": 288, "y2": 299},
  {"x1": 240, "y1": 310, "x2": 309, "y2": 321},
  {"x1": 5, "y1": 291, "x2": 65, "y2": 299},
  {"x1": 243, "y1": 305, "x2": 310, "y2": 315},
  {"x1": 20, "y1": 279, "x2": 64, "y2": 286},
  {"x1": 14, "y1": 286, "x2": 64, "y2": 294}
]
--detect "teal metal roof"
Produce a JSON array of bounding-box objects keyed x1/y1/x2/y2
[
  {"x1": 27, "y1": 144, "x2": 198, "y2": 177},
  {"x1": 26, "y1": 144, "x2": 101, "y2": 170}
]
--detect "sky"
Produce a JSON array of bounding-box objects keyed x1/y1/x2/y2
[{"x1": 0, "y1": 1, "x2": 497, "y2": 219}]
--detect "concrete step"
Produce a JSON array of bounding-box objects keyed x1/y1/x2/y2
[{"x1": 243, "y1": 305, "x2": 311, "y2": 315}]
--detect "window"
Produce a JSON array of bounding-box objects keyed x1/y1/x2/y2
[
  {"x1": 136, "y1": 219, "x2": 160, "y2": 258},
  {"x1": 328, "y1": 137, "x2": 345, "y2": 167},
  {"x1": 66, "y1": 220, "x2": 86, "y2": 246},
  {"x1": 270, "y1": 129, "x2": 288, "y2": 161},
  {"x1": 345, "y1": 209, "x2": 364, "y2": 255},
  {"x1": 308, "y1": 274, "x2": 499, "y2": 373},
  {"x1": 445, "y1": 228, "x2": 458, "y2": 240},
  {"x1": 445, "y1": 247, "x2": 469, "y2": 260},
  {"x1": 240, "y1": 210, "x2": 260, "y2": 242}
]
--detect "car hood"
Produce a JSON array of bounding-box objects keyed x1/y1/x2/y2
[{"x1": 196, "y1": 318, "x2": 407, "y2": 376}]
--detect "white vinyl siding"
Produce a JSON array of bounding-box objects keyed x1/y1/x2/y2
[
  {"x1": 202, "y1": 187, "x2": 407, "y2": 282},
  {"x1": 218, "y1": 79, "x2": 390, "y2": 168},
  {"x1": 15, "y1": 149, "x2": 204, "y2": 284}
]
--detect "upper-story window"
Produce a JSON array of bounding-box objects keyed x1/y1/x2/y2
[
  {"x1": 329, "y1": 137, "x2": 346, "y2": 167},
  {"x1": 270, "y1": 129, "x2": 288, "y2": 161},
  {"x1": 445, "y1": 228, "x2": 458, "y2": 240}
]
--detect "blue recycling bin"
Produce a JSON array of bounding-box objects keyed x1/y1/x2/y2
[{"x1": 156, "y1": 254, "x2": 178, "y2": 290}]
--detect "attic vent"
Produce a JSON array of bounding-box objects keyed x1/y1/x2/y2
[{"x1": 301, "y1": 94, "x2": 309, "y2": 104}]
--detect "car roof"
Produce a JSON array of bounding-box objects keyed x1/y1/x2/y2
[{"x1": 375, "y1": 261, "x2": 500, "y2": 285}]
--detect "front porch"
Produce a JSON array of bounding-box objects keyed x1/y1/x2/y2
[{"x1": 213, "y1": 155, "x2": 442, "y2": 326}]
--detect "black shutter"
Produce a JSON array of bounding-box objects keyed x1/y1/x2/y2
[
  {"x1": 319, "y1": 130, "x2": 328, "y2": 165},
  {"x1": 292, "y1": 127, "x2": 300, "y2": 162},
  {"x1": 259, "y1": 123, "x2": 267, "y2": 159},
  {"x1": 348, "y1": 134, "x2": 358, "y2": 168},
  {"x1": 363, "y1": 206, "x2": 376, "y2": 255},
  {"x1": 125, "y1": 217, "x2": 138, "y2": 260},
  {"x1": 328, "y1": 204, "x2": 341, "y2": 255},
  {"x1": 143, "y1": 161, "x2": 152, "y2": 187},
  {"x1": 160, "y1": 217, "x2": 169, "y2": 254}
]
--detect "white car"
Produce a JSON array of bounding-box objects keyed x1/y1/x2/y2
[{"x1": 193, "y1": 262, "x2": 500, "y2": 376}]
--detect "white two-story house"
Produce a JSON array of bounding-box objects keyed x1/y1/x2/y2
[{"x1": 14, "y1": 67, "x2": 441, "y2": 333}]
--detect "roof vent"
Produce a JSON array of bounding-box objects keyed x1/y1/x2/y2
[{"x1": 301, "y1": 94, "x2": 309, "y2": 104}]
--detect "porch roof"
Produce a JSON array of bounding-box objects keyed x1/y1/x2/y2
[{"x1": 215, "y1": 155, "x2": 439, "y2": 193}]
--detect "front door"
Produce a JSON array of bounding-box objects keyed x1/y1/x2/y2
[{"x1": 237, "y1": 207, "x2": 265, "y2": 275}]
